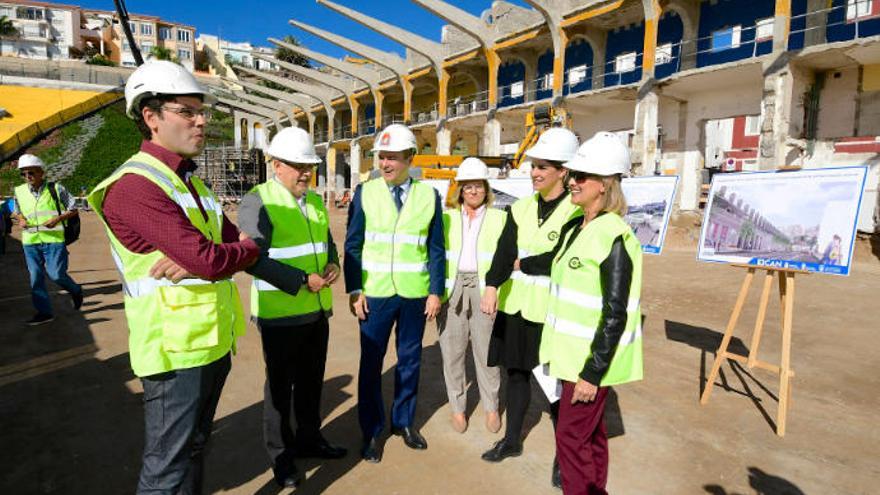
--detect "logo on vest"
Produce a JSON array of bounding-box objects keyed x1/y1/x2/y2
[
  {"x1": 568, "y1": 257, "x2": 583, "y2": 269},
  {"x1": 548, "y1": 230, "x2": 559, "y2": 241}
]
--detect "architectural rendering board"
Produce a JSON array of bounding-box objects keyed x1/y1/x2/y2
[
  {"x1": 428, "y1": 177, "x2": 680, "y2": 255},
  {"x1": 698, "y1": 167, "x2": 868, "y2": 276}
]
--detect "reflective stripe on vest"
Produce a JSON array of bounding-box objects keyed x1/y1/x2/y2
[
  {"x1": 497, "y1": 193, "x2": 581, "y2": 322},
  {"x1": 87, "y1": 151, "x2": 245, "y2": 378},
  {"x1": 360, "y1": 179, "x2": 436, "y2": 298},
  {"x1": 539, "y1": 213, "x2": 643, "y2": 386},
  {"x1": 442, "y1": 207, "x2": 506, "y2": 300},
  {"x1": 249, "y1": 182, "x2": 332, "y2": 320},
  {"x1": 14, "y1": 184, "x2": 66, "y2": 244}
]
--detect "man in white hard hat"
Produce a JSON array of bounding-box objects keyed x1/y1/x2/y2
[
  {"x1": 88, "y1": 60, "x2": 261, "y2": 494},
  {"x1": 480, "y1": 127, "x2": 581, "y2": 488},
  {"x1": 11, "y1": 153, "x2": 83, "y2": 325},
  {"x1": 238, "y1": 127, "x2": 347, "y2": 488},
  {"x1": 343, "y1": 123, "x2": 445, "y2": 462}
]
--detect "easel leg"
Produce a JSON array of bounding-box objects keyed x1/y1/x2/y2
[
  {"x1": 747, "y1": 272, "x2": 774, "y2": 368},
  {"x1": 776, "y1": 272, "x2": 795, "y2": 437},
  {"x1": 700, "y1": 268, "x2": 755, "y2": 405}
]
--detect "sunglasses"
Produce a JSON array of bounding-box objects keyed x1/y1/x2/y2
[{"x1": 568, "y1": 170, "x2": 600, "y2": 183}]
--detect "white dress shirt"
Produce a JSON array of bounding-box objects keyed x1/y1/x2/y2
[{"x1": 457, "y1": 205, "x2": 486, "y2": 272}]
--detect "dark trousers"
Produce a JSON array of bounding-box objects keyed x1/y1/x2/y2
[
  {"x1": 556, "y1": 382, "x2": 609, "y2": 495},
  {"x1": 259, "y1": 317, "x2": 330, "y2": 466},
  {"x1": 358, "y1": 295, "x2": 426, "y2": 440},
  {"x1": 137, "y1": 353, "x2": 231, "y2": 495}
]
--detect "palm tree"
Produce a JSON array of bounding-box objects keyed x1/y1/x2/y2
[
  {"x1": 0, "y1": 15, "x2": 18, "y2": 56},
  {"x1": 149, "y1": 45, "x2": 179, "y2": 63}
]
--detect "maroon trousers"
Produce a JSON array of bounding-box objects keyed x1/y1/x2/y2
[{"x1": 556, "y1": 382, "x2": 609, "y2": 495}]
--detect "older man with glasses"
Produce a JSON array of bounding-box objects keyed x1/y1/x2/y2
[{"x1": 11, "y1": 153, "x2": 83, "y2": 325}]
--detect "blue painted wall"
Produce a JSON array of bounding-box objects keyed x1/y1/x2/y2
[
  {"x1": 656, "y1": 11, "x2": 684, "y2": 79},
  {"x1": 788, "y1": 0, "x2": 808, "y2": 50},
  {"x1": 564, "y1": 38, "x2": 593, "y2": 95},
  {"x1": 696, "y1": 0, "x2": 774, "y2": 67},
  {"x1": 826, "y1": 0, "x2": 880, "y2": 42},
  {"x1": 536, "y1": 49, "x2": 554, "y2": 100},
  {"x1": 363, "y1": 104, "x2": 375, "y2": 134},
  {"x1": 604, "y1": 22, "x2": 645, "y2": 87},
  {"x1": 498, "y1": 59, "x2": 526, "y2": 107}
]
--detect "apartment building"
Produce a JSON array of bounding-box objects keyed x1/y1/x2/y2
[
  {"x1": 0, "y1": 0, "x2": 83, "y2": 60},
  {"x1": 81, "y1": 10, "x2": 196, "y2": 71}
]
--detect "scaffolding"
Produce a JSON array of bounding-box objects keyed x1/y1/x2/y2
[{"x1": 195, "y1": 145, "x2": 267, "y2": 204}]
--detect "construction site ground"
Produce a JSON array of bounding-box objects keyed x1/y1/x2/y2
[{"x1": 1, "y1": 209, "x2": 878, "y2": 495}]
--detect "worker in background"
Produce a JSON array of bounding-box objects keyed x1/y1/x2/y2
[
  {"x1": 344, "y1": 124, "x2": 445, "y2": 463},
  {"x1": 479, "y1": 128, "x2": 581, "y2": 489},
  {"x1": 438, "y1": 157, "x2": 504, "y2": 434},
  {"x1": 11, "y1": 154, "x2": 83, "y2": 325},
  {"x1": 238, "y1": 127, "x2": 347, "y2": 489},
  {"x1": 518, "y1": 132, "x2": 644, "y2": 494},
  {"x1": 88, "y1": 60, "x2": 267, "y2": 494}
]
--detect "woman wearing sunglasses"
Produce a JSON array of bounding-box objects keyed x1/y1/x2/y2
[{"x1": 516, "y1": 132, "x2": 644, "y2": 495}]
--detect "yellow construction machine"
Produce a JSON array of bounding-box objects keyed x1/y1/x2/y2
[{"x1": 511, "y1": 103, "x2": 572, "y2": 169}]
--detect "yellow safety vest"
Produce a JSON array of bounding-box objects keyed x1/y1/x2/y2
[
  {"x1": 360, "y1": 178, "x2": 436, "y2": 298},
  {"x1": 497, "y1": 193, "x2": 581, "y2": 323},
  {"x1": 442, "y1": 206, "x2": 506, "y2": 301},
  {"x1": 539, "y1": 213, "x2": 643, "y2": 385},
  {"x1": 14, "y1": 183, "x2": 65, "y2": 245},
  {"x1": 249, "y1": 181, "x2": 332, "y2": 320},
  {"x1": 88, "y1": 151, "x2": 245, "y2": 377}
]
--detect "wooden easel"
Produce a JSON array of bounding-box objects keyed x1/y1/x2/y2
[{"x1": 699, "y1": 264, "x2": 807, "y2": 437}]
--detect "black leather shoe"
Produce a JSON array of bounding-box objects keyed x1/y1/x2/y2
[
  {"x1": 552, "y1": 456, "x2": 562, "y2": 489},
  {"x1": 361, "y1": 437, "x2": 382, "y2": 463},
  {"x1": 481, "y1": 439, "x2": 523, "y2": 462},
  {"x1": 295, "y1": 437, "x2": 348, "y2": 459},
  {"x1": 71, "y1": 291, "x2": 83, "y2": 310},
  {"x1": 272, "y1": 463, "x2": 303, "y2": 488},
  {"x1": 390, "y1": 426, "x2": 427, "y2": 450}
]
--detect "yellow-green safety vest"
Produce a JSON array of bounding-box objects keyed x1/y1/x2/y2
[
  {"x1": 249, "y1": 181, "x2": 332, "y2": 320},
  {"x1": 442, "y1": 206, "x2": 506, "y2": 301},
  {"x1": 360, "y1": 178, "x2": 436, "y2": 298},
  {"x1": 497, "y1": 193, "x2": 582, "y2": 323},
  {"x1": 539, "y1": 213, "x2": 643, "y2": 386},
  {"x1": 88, "y1": 151, "x2": 245, "y2": 377},
  {"x1": 14, "y1": 183, "x2": 65, "y2": 245}
]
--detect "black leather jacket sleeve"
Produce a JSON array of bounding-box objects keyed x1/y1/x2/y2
[{"x1": 580, "y1": 235, "x2": 633, "y2": 385}]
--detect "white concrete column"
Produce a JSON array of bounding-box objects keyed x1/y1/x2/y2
[
  {"x1": 632, "y1": 88, "x2": 660, "y2": 176},
  {"x1": 350, "y1": 140, "x2": 362, "y2": 188},
  {"x1": 436, "y1": 126, "x2": 452, "y2": 155},
  {"x1": 757, "y1": 63, "x2": 796, "y2": 170},
  {"x1": 326, "y1": 147, "x2": 337, "y2": 203},
  {"x1": 233, "y1": 110, "x2": 243, "y2": 149},
  {"x1": 805, "y1": 0, "x2": 828, "y2": 47},
  {"x1": 523, "y1": 58, "x2": 537, "y2": 103},
  {"x1": 481, "y1": 119, "x2": 502, "y2": 156}
]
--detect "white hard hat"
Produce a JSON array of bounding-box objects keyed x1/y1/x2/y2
[
  {"x1": 17, "y1": 154, "x2": 45, "y2": 170},
  {"x1": 524, "y1": 127, "x2": 579, "y2": 162},
  {"x1": 268, "y1": 127, "x2": 321, "y2": 164},
  {"x1": 455, "y1": 157, "x2": 490, "y2": 181},
  {"x1": 124, "y1": 60, "x2": 216, "y2": 118},
  {"x1": 565, "y1": 131, "x2": 631, "y2": 175},
  {"x1": 372, "y1": 124, "x2": 417, "y2": 153}
]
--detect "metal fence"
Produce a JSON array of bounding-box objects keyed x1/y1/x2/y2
[{"x1": 194, "y1": 146, "x2": 267, "y2": 203}]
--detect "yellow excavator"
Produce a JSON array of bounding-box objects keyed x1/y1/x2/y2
[{"x1": 409, "y1": 103, "x2": 572, "y2": 204}]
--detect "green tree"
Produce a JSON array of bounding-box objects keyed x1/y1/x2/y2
[
  {"x1": 149, "y1": 45, "x2": 179, "y2": 63},
  {"x1": 0, "y1": 15, "x2": 18, "y2": 37},
  {"x1": 274, "y1": 35, "x2": 310, "y2": 68}
]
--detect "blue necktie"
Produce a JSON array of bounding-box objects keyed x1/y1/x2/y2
[{"x1": 393, "y1": 185, "x2": 403, "y2": 211}]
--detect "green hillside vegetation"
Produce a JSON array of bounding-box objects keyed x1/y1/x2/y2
[{"x1": 62, "y1": 103, "x2": 141, "y2": 193}]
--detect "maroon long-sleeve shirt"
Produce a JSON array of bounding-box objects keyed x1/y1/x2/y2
[{"x1": 102, "y1": 141, "x2": 259, "y2": 280}]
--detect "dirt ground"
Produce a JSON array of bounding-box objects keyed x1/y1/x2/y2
[{"x1": 1, "y1": 208, "x2": 878, "y2": 495}]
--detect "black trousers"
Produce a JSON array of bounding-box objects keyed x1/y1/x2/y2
[
  {"x1": 259, "y1": 316, "x2": 330, "y2": 467},
  {"x1": 138, "y1": 353, "x2": 231, "y2": 495}
]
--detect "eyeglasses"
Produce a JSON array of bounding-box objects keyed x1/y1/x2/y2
[
  {"x1": 278, "y1": 160, "x2": 316, "y2": 171},
  {"x1": 161, "y1": 105, "x2": 212, "y2": 122}
]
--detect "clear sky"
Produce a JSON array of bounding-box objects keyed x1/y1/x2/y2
[{"x1": 73, "y1": 1, "x2": 532, "y2": 60}]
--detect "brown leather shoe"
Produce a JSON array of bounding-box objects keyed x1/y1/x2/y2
[
  {"x1": 485, "y1": 410, "x2": 502, "y2": 433},
  {"x1": 451, "y1": 413, "x2": 467, "y2": 433}
]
